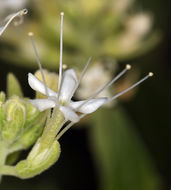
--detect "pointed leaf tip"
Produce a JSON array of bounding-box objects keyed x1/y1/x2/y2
[{"x1": 7, "y1": 73, "x2": 23, "y2": 98}]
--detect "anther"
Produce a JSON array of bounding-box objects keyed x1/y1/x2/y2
[
  {"x1": 28, "y1": 33, "x2": 49, "y2": 96},
  {"x1": 20, "y1": 9, "x2": 28, "y2": 15},
  {"x1": 0, "y1": 9, "x2": 27, "y2": 36},
  {"x1": 149, "y1": 72, "x2": 154, "y2": 77},
  {"x1": 28, "y1": 32, "x2": 34, "y2": 36},
  {"x1": 109, "y1": 72, "x2": 154, "y2": 102},
  {"x1": 126, "y1": 64, "x2": 131, "y2": 70},
  {"x1": 60, "y1": 12, "x2": 64, "y2": 16},
  {"x1": 62, "y1": 64, "x2": 67, "y2": 69}
]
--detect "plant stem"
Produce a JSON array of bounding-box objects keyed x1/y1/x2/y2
[
  {"x1": 0, "y1": 165, "x2": 17, "y2": 177},
  {"x1": 0, "y1": 142, "x2": 8, "y2": 181}
]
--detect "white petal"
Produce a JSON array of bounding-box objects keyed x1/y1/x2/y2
[
  {"x1": 59, "y1": 106, "x2": 80, "y2": 122},
  {"x1": 59, "y1": 69, "x2": 78, "y2": 104},
  {"x1": 30, "y1": 99, "x2": 56, "y2": 111},
  {"x1": 28, "y1": 73, "x2": 58, "y2": 98},
  {"x1": 70, "y1": 98, "x2": 108, "y2": 114}
]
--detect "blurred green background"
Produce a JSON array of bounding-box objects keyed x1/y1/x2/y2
[{"x1": 0, "y1": 0, "x2": 170, "y2": 189}]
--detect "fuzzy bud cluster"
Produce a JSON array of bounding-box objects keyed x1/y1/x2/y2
[{"x1": 0, "y1": 74, "x2": 47, "y2": 178}]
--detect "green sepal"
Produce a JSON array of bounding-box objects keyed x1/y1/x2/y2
[
  {"x1": 24, "y1": 100, "x2": 41, "y2": 128},
  {"x1": 0, "y1": 92, "x2": 6, "y2": 103},
  {"x1": 19, "y1": 112, "x2": 47, "y2": 149},
  {"x1": 7, "y1": 73, "x2": 23, "y2": 98},
  {"x1": 15, "y1": 140, "x2": 61, "y2": 179},
  {"x1": 2, "y1": 96, "x2": 26, "y2": 143},
  {"x1": 0, "y1": 92, "x2": 5, "y2": 132},
  {"x1": 0, "y1": 99, "x2": 4, "y2": 134},
  {"x1": 0, "y1": 108, "x2": 3, "y2": 136}
]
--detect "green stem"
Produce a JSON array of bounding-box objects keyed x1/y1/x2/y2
[
  {"x1": 39, "y1": 109, "x2": 64, "y2": 149},
  {"x1": 0, "y1": 142, "x2": 8, "y2": 181},
  {"x1": 0, "y1": 165, "x2": 17, "y2": 177}
]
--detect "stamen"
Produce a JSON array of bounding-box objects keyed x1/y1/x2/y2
[
  {"x1": 56, "y1": 114, "x2": 85, "y2": 140},
  {"x1": 76, "y1": 64, "x2": 131, "y2": 110},
  {"x1": 72, "y1": 57, "x2": 92, "y2": 95},
  {"x1": 62, "y1": 64, "x2": 67, "y2": 70},
  {"x1": 109, "y1": 72, "x2": 154, "y2": 102},
  {"x1": 77, "y1": 57, "x2": 92, "y2": 87},
  {"x1": 19, "y1": 9, "x2": 28, "y2": 15},
  {"x1": 58, "y1": 12, "x2": 64, "y2": 92},
  {"x1": 90, "y1": 64, "x2": 131, "y2": 99},
  {"x1": 56, "y1": 122, "x2": 74, "y2": 140},
  {"x1": 0, "y1": 9, "x2": 28, "y2": 36},
  {"x1": 28, "y1": 32, "x2": 49, "y2": 97}
]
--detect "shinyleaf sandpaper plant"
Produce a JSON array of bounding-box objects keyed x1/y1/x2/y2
[{"x1": 0, "y1": 11, "x2": 153, "y2": 180}]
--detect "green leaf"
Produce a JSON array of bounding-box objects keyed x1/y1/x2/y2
[
  {"x1": 7, "y1": 73, "x2": 23, "y2": 98},
  {"x1": 89, "y1": 107, "x2": 161, "y2": 190}
]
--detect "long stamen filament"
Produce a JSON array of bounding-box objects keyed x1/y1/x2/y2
[
  {"x1": 71, "y1": 57, "x2": 92, "y2": 96},
  {"x1": 28, "y1": 32, "x2": 49, "y2": 97},
  {"x1": 90, "y1": 64, "x2": 131, "y2": 99},
  {"x1": 109, "y1": 72, "x2": 154, "y2": 102},
  {"x1": 0, "y1": 9, "x2": 28, "y2": 36},
  {"x1": 58, "y1": 12, "x2": 64, "y2": 92},
  {"x1": 76, "y1": 64, "x2": 131, "y2": 110},
  {"x1": 76, "y1": 57, "x2": 92, "y2": 89},
  {"x1": 56, "y1": 114, "x2": 85, "y2": 140},
  {"x1": 56, "y1": 122, "x2": 73, "y2": 140}
]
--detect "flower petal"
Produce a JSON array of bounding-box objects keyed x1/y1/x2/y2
[
  {"x1": 70, "y1": 98, "x2": 108, "y2": 114},
  {"x1": 59, "y1": 106, "x2": 80, "y2": 122},
  {"x1": 28, "y1": 73, "x2": 58, "y2": 97},
  {"x1": 59, "y1": 69, "x2": 78, "y2": 104},
  {"x1": 30, "y1": 99, "x2": 56, "y2": 111}
]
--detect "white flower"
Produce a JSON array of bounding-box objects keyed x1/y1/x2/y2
[
  {"x1": 28, "y1": 12, "x2": 153, "y2": 124},
  {"x1": 28, "y1": 70, "x2": 107, "y2": 122}
]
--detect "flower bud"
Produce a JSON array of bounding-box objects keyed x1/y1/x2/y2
[
  {"x1": 19, "y1": 111, "x2": 47, "y2": 148},
  {"x1": 15, "y1": 140, "x2": 60, "y2": 179},
  {"x1": 5, "y1": 99, "x2": 47, "y2": 151},
  {"x1": 0, "y1": 91, "x2": 6, "y2": 103},
  {"x1": 0, "y1": 93, "x2": 5, "y2": 133},
  {"x1": 7, "y1": 73, "x2": 23, "y2": 98},
  {"x1": 2, "y1": 96, "x2": 26, "y2": 143},
  {"x1": 0, "y1": 93, "x2": 48, "y2": 154},
  {"x1": 24, "y1": 99, "x2": 41, "y2": 128}
]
